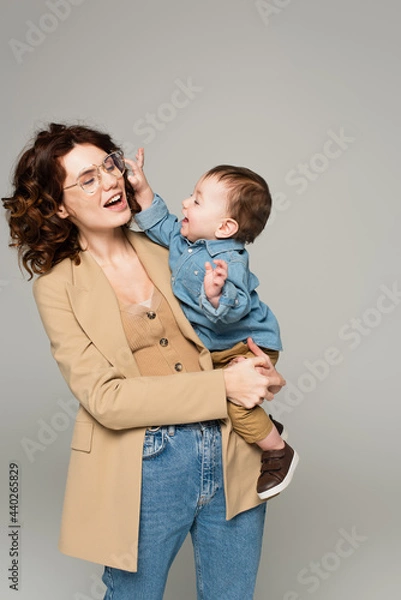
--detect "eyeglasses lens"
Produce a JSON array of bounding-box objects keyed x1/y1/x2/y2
[
  {"x1": 106, "y1": 152, "x2": 125, "y2": 175},
  {"x1": 78, "y1": 152, "x2": 125, "y2": 193},
  {"x1": 78, "y1": 168, "x2": 99, "y2": 194}
]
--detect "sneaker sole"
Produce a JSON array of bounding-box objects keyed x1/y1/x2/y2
[{"x1": 257, "y1": 451, "x2": 299, "y2": 500}]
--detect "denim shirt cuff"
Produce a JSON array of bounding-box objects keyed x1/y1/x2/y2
[
  {"x1": 219, "y1": 280, "x2": 239, "y2": 307},
  {"x1": 134, "y1": 194, "x2": 167, "y2": 230},
  {"x1": 200, "y1": 282, "x2": 238, "y2": 320}
]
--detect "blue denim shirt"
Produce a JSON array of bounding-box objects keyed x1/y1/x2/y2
[{"x1": 135, "y1": 194, "x2": 282, "y2": 351}]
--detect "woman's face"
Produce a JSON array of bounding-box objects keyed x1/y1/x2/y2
[{"x1": 58, "y1": 144, "x2": 131, "y2": 238}]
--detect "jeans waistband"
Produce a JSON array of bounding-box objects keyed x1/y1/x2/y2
[{"x1": 147, "y1": 420, "x2": 221, "y2": 434}]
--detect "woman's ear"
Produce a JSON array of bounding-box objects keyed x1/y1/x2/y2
[
  {"x1": 215, "y1": 218, "x2": 239, "y2": 239},
  {"x1": 57, "y1": 202, "x2": 70, "y2": 219}
]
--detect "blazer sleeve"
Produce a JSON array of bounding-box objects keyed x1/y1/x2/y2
[{"x1": 33, "y1": 273, "x2": 228, "y2": 431}]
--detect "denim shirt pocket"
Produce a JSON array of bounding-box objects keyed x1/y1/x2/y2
[{"x1": 178, "y1": 258, "x2": 205, "y2": 297}]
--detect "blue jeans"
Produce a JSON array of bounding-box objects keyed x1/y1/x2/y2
[{"x1": 102, "y1": 421, "x2": 266, "y2": 600}]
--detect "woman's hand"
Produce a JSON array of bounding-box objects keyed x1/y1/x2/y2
[
  {"x1": 223, "y1": 338, "x2": 286, "y2": 409},
  {"x1": 247, "y1": 337, "x2": 286, "y2": 395},
  {"x1": 125, "y1": 148, "x2": 154, "y2": 210},
  {"x1": 223, "y1": 354, "x2": 273, "y2": 408}
]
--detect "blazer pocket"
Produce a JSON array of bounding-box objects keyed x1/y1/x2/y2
[{"x1": 70, "y1": 421, "x2": 94, "y2": 453}]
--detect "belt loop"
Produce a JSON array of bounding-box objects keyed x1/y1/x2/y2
[{"x1": 168, "y1": 425, "x2": 175, "y2": 437}]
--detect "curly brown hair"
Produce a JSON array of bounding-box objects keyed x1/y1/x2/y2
[
  {"x1": 203, "y1": 165, "x2": 272, "y2": 244},
  {"x1": 2, "y1": 122, "x2": 140, "y2": 279}
]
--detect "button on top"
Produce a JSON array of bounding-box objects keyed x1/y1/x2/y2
[
  {"x1": 147, "y1": 311, "x2": 156, "y2": 319},
  {"x1": 159, "y1": 338, "x2": 169, "y2": 347},
  {"x1": 174, "y1": 362, "x2": 183, "y2": 372},
  {"x1": 188, "y1": 248, "x2": 193, "y2": 253}
]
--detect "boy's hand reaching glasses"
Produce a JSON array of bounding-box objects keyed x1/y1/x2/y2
[{"x1": 125, "y1": 148, "x2": 154, "y2": 210}]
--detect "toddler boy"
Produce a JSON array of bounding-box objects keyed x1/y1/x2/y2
[{"x1": 130, "y1": 152, "x2": 299, "y2": 500}]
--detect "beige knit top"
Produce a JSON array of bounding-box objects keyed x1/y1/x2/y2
[{"x1": 119, "y1": 287, "x2": 202, "y2": 377}]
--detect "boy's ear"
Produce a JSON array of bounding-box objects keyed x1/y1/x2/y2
[{"x1": 215, "y1": 218, "x2": 239, "y2": 239}]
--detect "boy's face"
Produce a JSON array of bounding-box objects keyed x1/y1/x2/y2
[{"x1": 180, "y1": 175, "x2": 231, "y2": 242}]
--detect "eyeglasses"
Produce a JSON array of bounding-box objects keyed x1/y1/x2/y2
[{"x1": 63, "y1": 151, "x2": 126, "y2": 195}]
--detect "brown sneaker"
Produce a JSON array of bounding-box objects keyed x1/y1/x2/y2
[{"x1": 257, "y1": 442, "x2": 299, "y2": 500}]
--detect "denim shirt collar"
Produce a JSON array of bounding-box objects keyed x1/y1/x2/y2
[{"x1": 184, "y1": 237, "x2": 245, "y2": 257}]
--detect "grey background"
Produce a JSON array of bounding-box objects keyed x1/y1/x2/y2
[{"x1": 1, "y1": 0, "x2": 400, "y2": 598}]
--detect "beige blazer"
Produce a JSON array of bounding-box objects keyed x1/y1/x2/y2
[{"x1": 33, "y1": 230, "x2": 263, "y2": 571}]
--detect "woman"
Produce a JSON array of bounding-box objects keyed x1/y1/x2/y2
[{"x1": 3, "y1": 123, "x2": 285, "y2": 599}]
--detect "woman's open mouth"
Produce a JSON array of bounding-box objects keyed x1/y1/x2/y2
[{"x1": 103, "y1": 194, "x2": 127, "y2": 210}]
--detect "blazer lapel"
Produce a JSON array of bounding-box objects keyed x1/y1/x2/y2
[
  {"x1": 64, "y1": 230, "x2": 210, "y2": 376},
  {"x1": 65, "y1": 249, "x2": 138, "y2": 377}
]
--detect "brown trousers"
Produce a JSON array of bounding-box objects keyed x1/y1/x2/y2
[{"x1": 211, "y1": 342, "x2": 279, "y2": 444}]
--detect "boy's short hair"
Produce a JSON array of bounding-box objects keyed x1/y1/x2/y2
[{"x1": 203, "y1": 165, "x2": 272, "y2": 244}]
